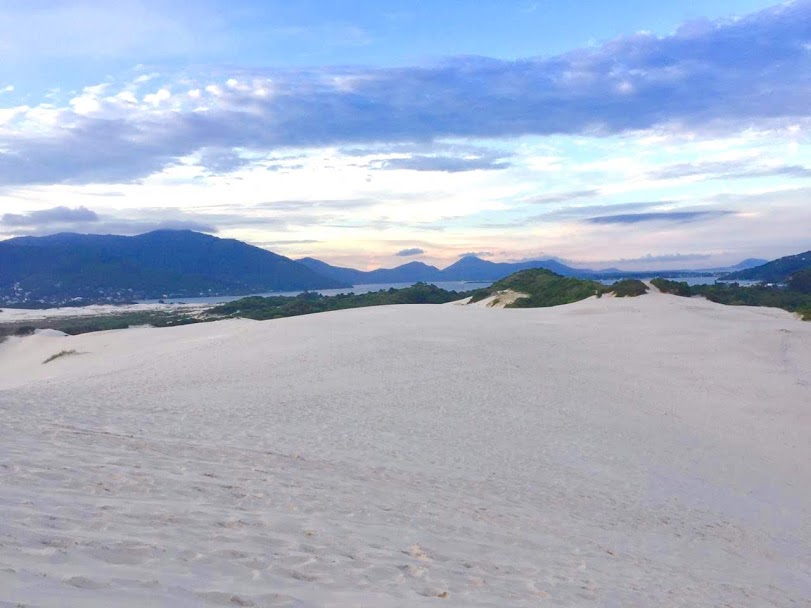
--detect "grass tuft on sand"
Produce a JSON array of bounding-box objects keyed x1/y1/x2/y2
[{"x1": 42, "y1": 349, "x2": 79, "y2": 364}]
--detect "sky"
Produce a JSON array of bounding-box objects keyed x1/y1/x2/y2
[{"x1": 0, "y1": 0, "x2": 809, "y2": 271}]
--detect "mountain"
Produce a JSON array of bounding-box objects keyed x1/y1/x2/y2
[
  {"x1": 0, "y1": 230, "x2": 347, "y2": 306},
  {"x1": 297, "y1": 258, "x2": 444, "y2": 284},
  {"x1": 719, "y1": 258, "x2": 769, "y2": 271},
  {"x1": 298, "y1": 255, "x2": 587, "y2": 285},
  {"x1": 440, "y1": 256, "x2": 584, "y2": 281},
  {"x1": 694, "y1": 258, "x2": 768, "y2": 274},
  {"x1": 296, "y1": 257, "x2": 369, "y2": 285},
  {"x1": 722, "y1": 250, "x2": 811, "y2": 283},
  {"x1": 364, "y1": 261, "x2": 444, "y2": 283}
]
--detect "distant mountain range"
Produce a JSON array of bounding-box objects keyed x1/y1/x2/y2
[
  {"x1": 722, "y1": 250, "x2": 811, "y2": 283},
  {"x1": 0, "y1": 229, "x2": 785, "y2": 307},
  {"x1": 298, "y1": 254, "x2": 767, "y2": 284},
  {"x1": 296, "y1": 255, "x2": 592, "y2": 284},
  {"x1": 0, "y1": 230, "x2": 347, "y2": 306}
]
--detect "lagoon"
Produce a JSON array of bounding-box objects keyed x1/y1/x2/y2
[{"x1": 138, "y1": 281, "x2": 493, "y2": 305}]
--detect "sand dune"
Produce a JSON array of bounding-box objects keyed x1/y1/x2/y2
[{"x1": 0, "y1": 292, "x2": 809, "y2": 606}]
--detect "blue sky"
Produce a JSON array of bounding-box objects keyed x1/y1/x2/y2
[{"x1": 0, "y1": 0, "x2": 809, "y2": 270}]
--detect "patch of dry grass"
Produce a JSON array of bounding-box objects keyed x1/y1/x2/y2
[{"x1": 42, "y1": 349, "x2": 79, "y2": 364}]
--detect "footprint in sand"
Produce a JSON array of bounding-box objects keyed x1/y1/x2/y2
[
  {"x1": 404, "y1": 544, "x2": 432, "y2": 562},
  {"x1": 417, "y1": 587, "x2": 449, "y2": 598},
  {"x1": 398, "y1": 564, "x2": 427, "y2": 578},
  {"x1": 64, "y1": 575, "x2": 109, "y2": 589}
]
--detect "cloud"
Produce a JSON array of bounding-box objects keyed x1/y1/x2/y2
[
  {"x1": 266, "y1": 162, "x2": 305, "y2": 172},
  {"x1": 257, "y1": 239, "x2": 321, "y2": 246},
  {"x1": 1, "y1": 218, "x2": 217, "y2": 238},
  {"x1": 739, "y1": 166, "x2": 811, "y2": 179},
  {"x1": 197, "y1": 147, "x2": 251, "y2": 174},
  {"x1": 0, "y1": 205, "x2": 219, "y2": 237},
  {"x1": 651, "y1": 160, "x2": 811, "y2": 180},
  {"x1": 527, "y1": 189, "x2": 600, "y2": 205},
  {"x1": 375, "y1": 154, "x2": 510, "y2": 173},
  {"x1": 258, "y1": 199, "x2": 377, "y2": 211},
  {"x1": 602, "y1": 252, "x2": 714, "y2": 264},
  {"x1": 2, "y1": 205, "x2": 99, "y2": 226},
  {"x1": 395, "y1": 248, "x2": 425, "y2": 256},
  {"x1": 129, "y1": 219, "x2": 217, "y2": 234},
  {"x1": 459, "y1": 251, "x2": 494, "y2": 258},
  {"x1": 586, "y1": 210, "x2": 733, "y2": 224},
  {"x1": 1, "y1": 1, "x2": 808, "y2": 186},
  {"x1": 528, "y1": 200, "x2": 668, "y2": 224}
]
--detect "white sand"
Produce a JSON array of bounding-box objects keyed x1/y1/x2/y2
[
  {"x1": 465, "y1": 289, "x2": 530, "y2": 308},
  {"x1": 0, "y1": 292, "x2": 809, "y2": 606},
  {"x1": 449, "y1": 289, "x2": 529, "y2": 307}
]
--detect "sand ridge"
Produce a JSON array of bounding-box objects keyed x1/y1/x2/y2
[
  {"x1": 465, "y1": 289, "x2": 530, "y2": 308},
  {"x1": 0, "y1": 293, "x2": 809, "y2": 606}
]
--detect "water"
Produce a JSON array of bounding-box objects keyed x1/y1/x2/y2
[
  {"x1": 598, "y1": 275, "x2": 719, "y2": 286},
  {"x1": 597, "y1": 276, "x2": 763, "y2": 287},
  {"x1": 137, "y1": 281, "x2": 492, "y2": 305},
  {"x1": 138, "y1": 276, "x2": 768, "y2": 305}
]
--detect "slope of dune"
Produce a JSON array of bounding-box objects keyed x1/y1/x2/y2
[{"x1": 0, "y1": 292, "x2": 809, "y2": 607}]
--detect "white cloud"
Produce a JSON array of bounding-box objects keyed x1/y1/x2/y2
[
  {"x1": 143, "y1": 88, "x2": 172, "y2": 106},
  {"x1": 68, "y1": 84, "x2": 109, "y2": 115}
]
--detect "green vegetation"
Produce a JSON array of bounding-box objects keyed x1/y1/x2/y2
[
  {"x1": 208, "y1": 283, "x2": 469, "y2": 320},
  {"x1": 42, "y1": 349, "x2": 78, "y2": 364},
  {"x1": 651, "y1": 277, "x2": 811, "y2": 320},
  {"x1": 0, "y1": 309, "x2": 203, "y2": 342},
  {"x1": 651, "y1": 277, "x2": 693, "y2": 296},
  {"x1": 611, "y1": 279, "x2": 649, "y2": 297},
  {"x1": 468, "y1": 269, "x2": 611, "y2": 308},
  {"x1": 0, "y1": 324, "x2": 37, "y2": 344},
  {"x1": 787, "y1": 268, "x2": 811, "y2": 294}
]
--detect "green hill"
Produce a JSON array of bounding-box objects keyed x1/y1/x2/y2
[
  {"x1": 469, "y1": 269, "x2": 613, "y2": 307},
  {"x1": 723, "y1": 250, "x2": 811, "y2": 283}
]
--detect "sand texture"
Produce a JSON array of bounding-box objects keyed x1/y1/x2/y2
[{"x1": 0, "y1": 292, "x2": 809, "y2": 606}]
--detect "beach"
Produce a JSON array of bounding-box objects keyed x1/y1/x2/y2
[{"x1": 0, "y1": 292, "x2": 809, "y2": 606}]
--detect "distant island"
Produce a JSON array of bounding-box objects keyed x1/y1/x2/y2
[{"x1": 0, "y1": 229, "x2": 772, "y2": 307}]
